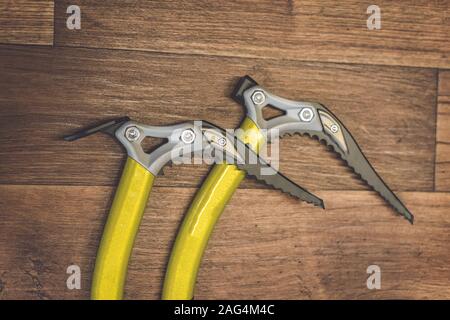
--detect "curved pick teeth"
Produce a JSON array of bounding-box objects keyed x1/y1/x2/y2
[
  {"x1": 235, "y1": 146, "x2": 324, "y2": 208},
  {"x1": 204, "y1": 122, "x2": 325, "y2": 208},
  {"x1": 280, "y1": 107, "x2": 414, "y2": 223},
  {"x1": 238, "y1": 162, "x2": 325, "y2": 208}
]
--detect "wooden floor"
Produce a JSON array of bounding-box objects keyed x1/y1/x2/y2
[{"x1": 0, "y1": 0, "x2": 449, "y2": 299}]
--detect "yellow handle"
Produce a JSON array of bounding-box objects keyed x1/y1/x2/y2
[
  {"x1": 91, "y1": 157, "x2": 155, "y2": 300},
  {"x1": 162, "y1": 117, "x2": 264, "y2": 299}
]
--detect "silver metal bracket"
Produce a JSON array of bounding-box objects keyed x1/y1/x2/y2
[
  {"x1": 232, "y1": 75, "x2": 413, "y2": 222},
  {"x1": 64, "y1": 117, "x2": 324, "y2": 208}
]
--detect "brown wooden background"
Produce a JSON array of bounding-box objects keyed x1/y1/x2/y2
[{"x1": 0, "y1": 0, "x2": 449, "y2": 300}]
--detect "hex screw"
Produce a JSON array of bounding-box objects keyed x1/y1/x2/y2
[
  {"x1": 217, "y1": 137, "x2": 227, "y2": 147},
  {"x1": 125, "y1": 126, "x2": 141, "y2": 142},
  {"x1": 251, "y1": 90, "x2": 266, "y2": 105},
  {"x1": 330, "y1": 124, "x2": 339, "y2": 133},
  {"x1": 299, "y1": 107, "x2": 314, "y2": 122},
  {"x1": 181, "y1": 129, "x2": 196, "y2": 144}
]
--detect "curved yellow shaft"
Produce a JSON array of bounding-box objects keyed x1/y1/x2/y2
[
  {"x1": 162, "y1": 117, "x2": 264, "y2": 300},
  {"x1": 91, "y1": 157, "x2": 154, "y2": 300}
]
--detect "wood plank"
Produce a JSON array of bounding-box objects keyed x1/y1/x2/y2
[
  {"x1": 0, "y1": 185, "x2": 448, "y2": 299},
  {"x1": 0, "y1": 0, "x2": 54, "y2": 45},
  {"x1": 436, "y1": 70, "x2": 450, "y2": 191},
  {"x1": 0, "y1": 45, "x2": 436, "y2": 191},
  {"x1": 54, "y1": 0, "x2": 450, "y2": 68}
]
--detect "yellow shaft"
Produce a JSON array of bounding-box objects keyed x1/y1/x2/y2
[
  {"x1": 91, "y1": 157, "x2": 154, "y2": 300},
  {"x1": 162, "y1": 117, "x2": 264, "y2": 299}
]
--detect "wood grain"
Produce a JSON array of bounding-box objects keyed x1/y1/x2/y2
[
  {"x1": 0, "y1": 45, "x2": 436, "y2": 191},
  {"x1": 436, "y1": 70, "x2": 450, "y2": 191},
  {"x1": 0, "y1": 0, "x2": 54, "y2": 45},
  {"x1": 54, "y1": 0, "x2": 450, "y2": 68},
  {"x1": 1, "y1": 0, "x2": 447, "y2": 302},
  {"x1": 0, "y1": 185, "x2": 448, "y2": 299}
]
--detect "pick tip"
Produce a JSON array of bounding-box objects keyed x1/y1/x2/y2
[
  {"x1": 63, "y1": 135, "x2": 76, "y2": 142},
  {"x1": 319, "y1": 199, "x2": 325, "y2": 209}
]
